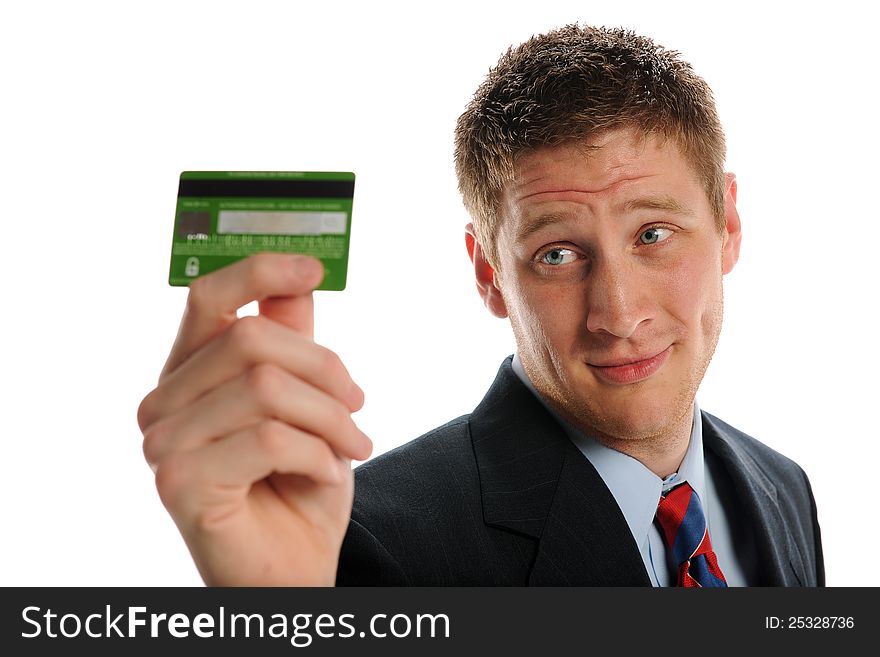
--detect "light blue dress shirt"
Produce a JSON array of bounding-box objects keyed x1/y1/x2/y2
[{"x1": 511, "y1": 354, "x2": 755, "y2": 586}]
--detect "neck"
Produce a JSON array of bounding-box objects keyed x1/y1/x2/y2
[
  {"x1": 563, "y1": 404, "x2": 694, "y2": 479},
  {"x1": 600, "y1": 417, "x2": 692, "y2": 478}
]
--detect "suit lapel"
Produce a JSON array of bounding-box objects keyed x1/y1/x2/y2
[
  {"x1": 526, "y1": 442, "x2": 652, "y2": 585},
  {"x1": 469, "y1": 358, "x2": 650, "y2": 586},
  {"x1": 702, "y1": 413, "x2": 807, "y2": 586}
]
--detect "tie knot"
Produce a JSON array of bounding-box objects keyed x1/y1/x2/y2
[
  {"x1": 656, "y1": 482, "x2": 708, "y2": 562},
  {"x1": 655, "y1": 482, "x2": 727, "y2": 587}
]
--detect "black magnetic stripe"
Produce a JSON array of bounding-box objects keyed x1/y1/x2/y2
[{"x1": 177, "y1": 178, "x2": 355, "y2": 199}]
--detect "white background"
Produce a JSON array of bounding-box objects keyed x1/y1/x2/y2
[{"x1": 1, "y1": 0, "x2": 877, "y2": 586}]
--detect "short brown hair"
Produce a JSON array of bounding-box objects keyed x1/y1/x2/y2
[{"x1": 454, "y1": 24, "x2": 726, "y2": 267}]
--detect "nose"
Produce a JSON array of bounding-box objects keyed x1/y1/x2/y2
[{"x1": 585, "y1": 257, "x2": 652, "y2": 338}]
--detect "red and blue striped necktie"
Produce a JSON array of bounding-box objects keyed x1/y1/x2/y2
[{"x1": 655, "y1": 482, "x2": 728, "y2": 588}]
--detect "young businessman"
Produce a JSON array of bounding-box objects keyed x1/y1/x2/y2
[{"x1": 138, "y1": 25, "x2": 823, "y2": 586}]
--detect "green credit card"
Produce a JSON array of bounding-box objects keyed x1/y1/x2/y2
[{"x1": 169, "y1": 171, "x2": 355, "y2": 290}]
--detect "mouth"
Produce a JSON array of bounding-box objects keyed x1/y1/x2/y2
[{"x1": 587, "y1": 346, "x2": 672, "y2": 385}]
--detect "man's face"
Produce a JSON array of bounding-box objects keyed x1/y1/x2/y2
[{"x1": 479, "y1": 127, "x2": 740, "y2": 447}]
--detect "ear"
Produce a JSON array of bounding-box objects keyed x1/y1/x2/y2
[
  {"x1": 721, "y1": 172, "x2": 742, "y2": 275},
  {"x1": 465, "y1": 223, "x2": 508, "y2": 318}
]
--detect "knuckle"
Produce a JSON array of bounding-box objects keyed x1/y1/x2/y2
[
  {"x1": 136, "y1": 391, "x2": 158, "y2": 433},
  {"x1": 254, "y1": 420, "x2": 288, "y2": 459},
  {"x1": 315, "y1": 345, "x2": 346, "y2": 381},
  {"x1": 246, "y1": 363, "x2": 285, "y2": 409},
  {"x1": 142, "y1": 420, "x2": 171, "y2": 466},
  {"x1": 227, "y1": 315, "x2": 264, "y2": 358},
  {"x1": 185, "y1": 276, "x2": 211, "y2": 315},
  {"x1": 153, "y1": 453, "x2": 191, "y2": 510}
]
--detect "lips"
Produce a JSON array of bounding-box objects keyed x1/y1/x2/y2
[{"x1": 588, "y1": 346, "x2": 672, "y2": 384}]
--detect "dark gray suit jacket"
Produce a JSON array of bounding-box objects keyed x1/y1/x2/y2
[{"x1": 337, "y1": 357, "x2": 824, "y2": 586}]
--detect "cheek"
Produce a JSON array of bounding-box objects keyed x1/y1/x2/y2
[
  {"x1": 503, "y1": 268, "x2": 585, "y2": 350},
  {"x1": 662, "y1": 248, "x2": 724, "y2": 337}
]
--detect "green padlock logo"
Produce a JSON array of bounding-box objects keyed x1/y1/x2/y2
[{"x1": 185, "y1": 257, "x2": 200, "y2": 277}]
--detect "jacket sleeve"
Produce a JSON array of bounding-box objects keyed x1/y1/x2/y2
[{"x1": 801, "y1": 465, "x2": 825, "y2": 586}]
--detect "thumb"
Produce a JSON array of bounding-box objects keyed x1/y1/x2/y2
[{"x1": 258, "y1": 257, "x2": 324, "y2": 337}]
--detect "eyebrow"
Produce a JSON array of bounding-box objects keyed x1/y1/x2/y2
[
  {"x1": 515, "y1": 212, "x2": 571, "y2": 244},
  {"x1": 621, "y1": 195, "x2": 694, "y2": 216},
  {"x1": 514, "y1": 194, "x2": 694, "y2": 244}
]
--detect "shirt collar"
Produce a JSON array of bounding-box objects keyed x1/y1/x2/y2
[{"x1": 511, "y1": 353, "x2": 706, "y2": 551}]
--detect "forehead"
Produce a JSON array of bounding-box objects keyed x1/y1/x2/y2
[{"x1": 509, "y1": 128, "x2": 697, "y2": 202}]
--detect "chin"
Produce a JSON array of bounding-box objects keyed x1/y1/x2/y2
[
  {"x1": 526, "y1": 353, "x2": 698, "y2": 442},
  {"x1": 557, "y1": 375, "x2": 696, "y2": 443}
]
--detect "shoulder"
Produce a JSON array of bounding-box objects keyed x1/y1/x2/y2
[
  {"x1": 701, "y1": 409, "x2": 820, "y2": 536},
  {"x1": 701, "y1": 410, "x2": 825, "y2": 585},
  {"x1": 352, "y1": 414, "x2": 477, "y2": 512},
  {"x1": 701, "y1": 410, "x2": 810, "y2": 483}
]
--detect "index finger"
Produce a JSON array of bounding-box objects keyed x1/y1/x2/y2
[{"x1": 162, "y1": 253, "x2": 324, "y2": 378}]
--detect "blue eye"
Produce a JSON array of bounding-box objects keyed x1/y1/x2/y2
[
  {"x1": 638, "y1": 227, "x2": 671, "y2": 245},
  {"x1": 541, "y1": 248, "x2": 578, "y2": 266}
]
